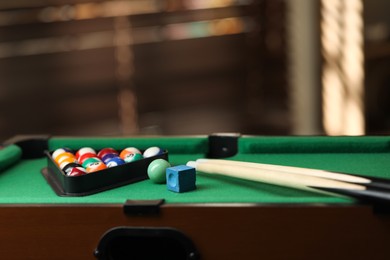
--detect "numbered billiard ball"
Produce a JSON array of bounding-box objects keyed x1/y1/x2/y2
[
  {"x1": 119, "y1": 147, "x2": 141, "y2": 159},
  {"x1": 82, "y1": 157, "x2": 102, "y2": 168},
  {"x1": 143, "y1": 147, "x2": 163, "y2": 158},
  {"x1": 68, "y1": 166, "x2": 87, "y2": 177},
  {"x1": 86, "y1": 161, "x2": 107, "y2": 173},
  {"x1": 123, "y1": 153, "x2": 143, "y2": 163},
  {"x1": 97, "y1": 148, "x2": 118, "y2": 159},
  {"x1": 106, "y1": 157, "x2": 125, "y2": 168}
]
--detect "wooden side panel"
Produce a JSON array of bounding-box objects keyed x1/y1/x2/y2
[{"x1": 0, "y1": 204, "x2": 389, "y2": 259}]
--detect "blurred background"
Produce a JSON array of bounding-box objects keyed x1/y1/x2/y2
[{"x1": 0, "y1": 0, "x2": 389, "y2": 140}]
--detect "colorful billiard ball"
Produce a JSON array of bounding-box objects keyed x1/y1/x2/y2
[
  {"x1": 68, "y1": 166, "x2": 87, "y2": 177},
  {"x1": 86, "y1": 161, "x2": 107, "y2": 173},
  {"x1": 123, "y1": 153, "x2": 143, "y2": 163},
  {"x1": 147, "y1": 159, "x2": 171, "y2": 184},
  {"x1": 106, "y1": 157, "x2": 125, "y2": 168},
  {"x1": 78, "y1": 152, "x2": 97, "y2": 164},
  {"x1": 102, "y1": 153, "x2": 120, "y2": 164},
  {"x1": 55, "y1": 152, "x2": 76, "y2": 166},
  {"x1": 52, "y1": 148, "x2": 73, "y2": 160},
  {"x1": 119, "y1": 147, "x2": 141, "y2": 160},
  {"x1": 143, "y1": 147, "x2": 163, "y2": 158},
  {"x1": 97, "y1": 148, "x2": 118, "y2": 159},
  {"x1": 75, "y1": 147, "x2": 96, "y2": 160},
  {"x1": 62, "y1": 162, "x2": 82, "y2": 175},
  {"x1": 58, "y1": 157, "x2": 78, "y2": 169},
  {"x1": 82, "y1": 157, "x2": 102, "y2": 168}
]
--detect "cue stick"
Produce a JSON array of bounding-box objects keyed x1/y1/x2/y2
[
  {"x1": 186, "y1": 160, "x2": 390, "y2": 205},
  {"x1": 194, "y1": 159, "x2": 390, "y2": 191}
]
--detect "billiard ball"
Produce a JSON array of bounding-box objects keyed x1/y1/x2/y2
[
  {"x1": 123, "y1": 153, "x2": 143, "y2": 163},
  {"x1": 68, "y1": 166, "x2": 87, "y2": 177},
  {"x1": 82, "y1": 157, "x2": 102, "y2": 168},
  {"x1": 62, "y1": 162, "x2": 82, "y2": 175},
  {"x1": 147, "y1": 159, "x2": 171, "y2": 184},
  {"x1": 102, "y1": 153, "x2": 119, "y2": 164},
  {"x1": 58, "y1": 157, "x2": 78, "y2": 169},
  {"x1": 86, "y1": 161, "x2": 107, "y2": 173},
  {"x1": 52, "y1": 148, "x2": 72, "y2": 160},
  {"x1": 106, "y1": 157, "x2": 125, "y2": 168},
  {"x1": 78, "y1": 152, "x2": 97, "y2": 164},
  {"x1": 97, "y1": 148, "x2": 118, "y2": 159},
  {"x1": 143, "y1": 147, "x2": 163, "y2": 158},
  {"x1": 75, "y1": 147, "x2": 96, "y2": 160},
  {"x1": 55, "y1": 152, "x2": 76, "y2": 165},
  {"x1": 119, "y1": 147, "x2": 141, "y2": 159}
]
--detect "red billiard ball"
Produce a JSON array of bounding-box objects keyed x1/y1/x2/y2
[
  {"x1": 78, "y1": 152, "x2": 97, "y2": 164},
  {"x1": 97, "y1": 148, "x2": 118, "y2": 159},
  {"x1": 75, "y1": 147, "x2": 96, "y2": 160},
  {"x1": 62, "y1": 163, "x2": 82, "y2": 175},
  {"x1": 67, "y1": 166, "x2": 87, "y2": 177}
]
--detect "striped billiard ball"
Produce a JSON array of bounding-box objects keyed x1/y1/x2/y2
[
  {"x1": 82, "y1": 157, "x2": 102, "y2": 168},
  {"x1": 75, "y1": 147, "x2": 96, "y2": 160},
  {"x1": 102, "y1": 153, "x2": 119, "y2": 164},
  {"x1": 78, "y1": 152, "x2": 97, "y2": 164},
  {"x1": 55, "y1": 152, "x2": 76, "y2": 166},
  {"x1": 68, "y1": 166, "x2": 87, "y2": 177},
  {"x1": 119, "y1": 147, "x2": 141, "y2": 159},
  {"x1": 123, "y1": 153, "x2": 143, "y2": 163},
  {"x1": 62, "y1": 162, "x2": 82, "y2": 175},
  {"x1": 52, "y1": 148, "x2": 73, "y2": 161},
  {"x1": 106, "y1": 157, "x2": 125, "y2": 168},
  {"x1": 86, "y1": 161, "x2": 107, "y2": 173}
]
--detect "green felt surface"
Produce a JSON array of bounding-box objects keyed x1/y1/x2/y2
[
  {"x1": 1, "y1": 136, "x2": 390, "y2": 205},
  {"x1": 0, "y1": 145, "x2": 22, "y2": 172}
]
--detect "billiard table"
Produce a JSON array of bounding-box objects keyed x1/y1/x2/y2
[{"x1": 1, "y1": 134, "x2": 390, "y2": 259}]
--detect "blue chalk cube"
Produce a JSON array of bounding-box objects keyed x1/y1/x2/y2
[{"x1": 166, "y1": 165, "x2": 196, "y2": 193}]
